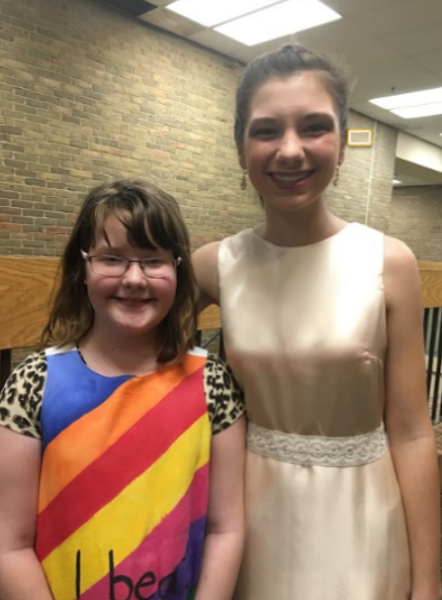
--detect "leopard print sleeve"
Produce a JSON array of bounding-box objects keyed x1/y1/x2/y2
[
  {"x1": 0, "y1": 350, "x2": 47, "y2": 439},
  {"x1": 203, "y1": 353, "x2": 245, "y2": 435}
]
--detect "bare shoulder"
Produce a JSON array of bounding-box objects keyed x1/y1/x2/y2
[
  {"x1": 384, "y1": 235, "x2": 421, "y2": 309},
  {"x1": 192, "y1": 241, "x2": 221, "y2": 308}
]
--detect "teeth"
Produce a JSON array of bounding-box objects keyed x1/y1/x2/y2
[{"x1": 273, "y1": 173, "x2": 309, "y2": 183}]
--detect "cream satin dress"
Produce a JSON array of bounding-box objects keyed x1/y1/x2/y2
[{"x1": 219, "y1": 223, "x2": 411, "y2": 600}]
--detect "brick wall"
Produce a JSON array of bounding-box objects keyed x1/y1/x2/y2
[
  {"x1": 0, "y1": 0, "x2": 262, "y2": 257},
  {"x1": 326, "y1": 111, "x2": 397, "y2": 233},
  {"x1": 389, "y1": 186, "x2": 442, "y2": 261}
]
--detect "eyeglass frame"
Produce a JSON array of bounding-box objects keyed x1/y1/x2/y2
[{"x1": 80, "y1": 250, "x2": 182, "y2": 279}]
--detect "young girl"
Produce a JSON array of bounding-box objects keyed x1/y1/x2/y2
[
  {"x1": 0, "y1": 179, "x2": 246, "y2": 600},
  {"x1": 193, "y1": 45, "x2": 440, "y2": 599}
]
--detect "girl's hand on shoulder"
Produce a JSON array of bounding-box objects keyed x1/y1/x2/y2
[{"x1": 192, "y1": 242, "x2": 221, "y2": 311}]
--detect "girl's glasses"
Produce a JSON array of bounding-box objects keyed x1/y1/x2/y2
[{"x1": 81, "y1": 250, "x2": 181, "y2": 279}]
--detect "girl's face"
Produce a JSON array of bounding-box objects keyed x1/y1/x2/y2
[
  {"x1": 84, "y1": 214, "x2": 178, "y2": 346},
  {"x1": 239, "y1": 71, "x2": 345, "y2": 215}
]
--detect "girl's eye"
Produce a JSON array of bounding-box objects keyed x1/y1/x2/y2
[
  {"x1": 252, "y1": 127, "x2": 278, "y2": 138},
  {"x1": 99, "y1": 256, "x2": 123, "y2": 265},
  {"x1": 144, "y1": 258, "x2": 164, "y2": 268},
  {"x1": 305, "y1": 123, "x2": 330, "y2": 134}
]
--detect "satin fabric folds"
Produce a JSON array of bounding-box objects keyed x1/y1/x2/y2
[{"x1": 219, "y1": 224, "x2": 411, "y2": 600}]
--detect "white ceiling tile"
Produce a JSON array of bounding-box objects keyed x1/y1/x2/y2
[
  {"x1": 346, "y1": 0, "x2": 442, "y2": 36},
  {"x1": 325, "y1": 0, "x2": 409, "y2": 18},
  {"x1": 382, "y1": 25, "x2": 442, "y2": 55},
  {"x1": 294, "y1": 24, "x2": 402, "y2": 65},
  {"x1": 349, "y1": 59, "x2": 441, "y2": 101},
  {"x1": 413, "y1": 50, "x2": 442, "y2": 79}
]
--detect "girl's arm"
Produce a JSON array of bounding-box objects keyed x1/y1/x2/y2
[
  {"x1": 384, "y1": 237, "x2": 440, "y2": 600},
  {"x1": 0, "y1": 426, "x2": 53, "y2": 599},
  {"x1": 195, "y1": 414, "x2": 246, "y2": 600}
]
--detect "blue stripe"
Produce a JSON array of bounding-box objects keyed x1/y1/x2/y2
[{"x1": 41, "y1": 349, "x2": 131, "y2": 449}]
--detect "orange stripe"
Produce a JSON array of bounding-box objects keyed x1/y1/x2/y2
[{"x1": 38, "y1": 354, "x2": 205, "y2": 511}]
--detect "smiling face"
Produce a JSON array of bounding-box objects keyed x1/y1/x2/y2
[
  {"x1": 84, "y1": 213, "x2": 178, "y2": 347},
  {"x1": 239, "y1": 71, "x2": 345, "y2": 215}
]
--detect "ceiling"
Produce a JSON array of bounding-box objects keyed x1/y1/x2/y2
[{"x1": 97, "y1": 0, "x2": 442, "y2": 152}]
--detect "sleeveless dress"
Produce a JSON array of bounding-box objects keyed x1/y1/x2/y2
[{"x1": 218, "y1": 223, "x2": 411, "y2": 600}]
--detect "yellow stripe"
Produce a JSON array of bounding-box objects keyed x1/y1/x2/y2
[{"x1": 42, "y1": 415, "x2": 211, "y2": 600}]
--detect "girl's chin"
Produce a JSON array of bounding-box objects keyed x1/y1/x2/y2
[{"x1": 263, "y1": 194, "x2": 322, "y2": 213}]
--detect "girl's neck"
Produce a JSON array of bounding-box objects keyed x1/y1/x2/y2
[
  {"x1": 258, "y1": 201, "x2": 347, "y2": 247},
  {"x1": 78, "y1": 327, "x2": 160, "y2": 377}
]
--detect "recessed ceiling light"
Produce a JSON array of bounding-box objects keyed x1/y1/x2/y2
[
  {"x1": 392, "y1": 179, "x2": 402, "y2": 185},
  {"x1": 391, "y1": 102, "x2": 442, "y2": 119},
  {"x1": 215, "y1": 0, "x2": 342, "y2": 46},
  {"x1": 370, "y1": 87, "x2": 442, "y2": 110},
  {"x1": 166, "y1": 0, "x2": 280, "y2": 28}
]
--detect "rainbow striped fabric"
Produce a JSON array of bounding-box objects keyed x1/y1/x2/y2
[{"x1": 35, "y1": 346, "x2": 211, "y2": 600}]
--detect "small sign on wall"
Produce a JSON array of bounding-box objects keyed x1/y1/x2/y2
[{"x1": 347, "y1": 129, "x2": 373, "y2": 146}]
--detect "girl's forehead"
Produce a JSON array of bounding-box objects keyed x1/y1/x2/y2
[{"x1": 248, "y1": 72, "x2": 337, "y2": 119}]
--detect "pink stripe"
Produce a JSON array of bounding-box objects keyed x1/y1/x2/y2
[{"x1": 79, "y1": 464, "x2": 209, "y2": 600}]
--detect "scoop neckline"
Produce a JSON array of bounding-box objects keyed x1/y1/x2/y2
[{"x1": 249, "y1": 222, "x2": 355, "y2": 250}]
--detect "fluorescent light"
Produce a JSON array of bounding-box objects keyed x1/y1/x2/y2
[
  {"x1": 392, "y1": 179, "x2": 402, "y2": 185},
  {"x1": 391, "y1": 102, "x2": 442, "y2": 119},
  {"x1": 215, "y1": 0, "x2": 342, "y2": 46},
  {"x1": 370, "y1": 87, "x2": 442, "y2": 110},
  {"x1": 166, "y1": 0, "x2": 280, "y2": 27}
]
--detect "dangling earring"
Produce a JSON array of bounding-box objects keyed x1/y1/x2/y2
[
  {"x1": 333, "y1": 165, "x2": 340, "y2": 187},
  {"x1": 240, "y1": 170, "x2": 247, "y2": 190}
]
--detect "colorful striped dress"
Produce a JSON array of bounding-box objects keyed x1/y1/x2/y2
[{"x1": 0, "y1": 345, "x2": 244, "y2": 600}]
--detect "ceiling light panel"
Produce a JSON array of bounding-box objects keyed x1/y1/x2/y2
[
  {"x1": 215, "y1": 0, "x2": 342, "y2": 46},
  {"x1": 166, "y1": 0, "x2": 281, "y2": 28},
  {"x1": 370, "y1": 87, "x2": 442, "y2": 110},
  {"x1": 391, "y1": 102, "x2": 442, "y2": 119}
]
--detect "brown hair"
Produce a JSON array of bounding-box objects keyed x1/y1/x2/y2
[
  {"x1": 41, "y1": 179, "x2": 198, "y2": 364},
  {"x1": 234, "y1": 44, "x2": 350, "y2": 146}
]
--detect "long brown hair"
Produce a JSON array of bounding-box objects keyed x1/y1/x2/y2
[{"x1": 41, "y1": 179, "x2": 198, "y2": 364}]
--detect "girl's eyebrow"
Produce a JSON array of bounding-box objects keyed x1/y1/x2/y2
[
  {"x1": 302, "y1": 112, "x2": 335, "y2": 120},
  {"x1": 250, "y1": 112, "x2": 334, "y2": 125},
  {"x1": 249, "y1": 117, "x2": 277, "y2": 125}
]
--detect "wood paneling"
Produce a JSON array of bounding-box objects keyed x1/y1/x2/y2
[
  {"x1": 0, "y1": 257, "x2": 59, "y2": 351},
  {"x1": 419, "y1": 261, "x2": 442, "y2": 309}
]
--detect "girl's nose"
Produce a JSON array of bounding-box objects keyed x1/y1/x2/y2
[
  {"x1": 121, "y1": 262, "x2": 148, "y2": 287},
  {"x1": 278, "y1": 131, "x2": 305, "y2": 162}
]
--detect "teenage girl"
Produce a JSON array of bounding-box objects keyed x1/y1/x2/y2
[{"x1": 194, "y1": 44, "x2": 440, "y2": 600}]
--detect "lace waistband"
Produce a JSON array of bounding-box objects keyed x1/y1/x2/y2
[{"x1": 247, "y1": 422, "x2": 388, "y2": 467}]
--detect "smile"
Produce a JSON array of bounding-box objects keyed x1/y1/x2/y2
[
  {"x1": 114, "y1": 297, "x2": 152, "y2": 304},
  {"x1": 269, "y1": 170, "x2": 315, "y2": 185}
]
